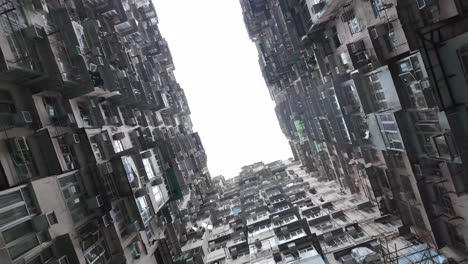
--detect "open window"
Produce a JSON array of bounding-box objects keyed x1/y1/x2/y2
[{"x1": 457, "y1": 44, "x2": 468, "y2": 84}]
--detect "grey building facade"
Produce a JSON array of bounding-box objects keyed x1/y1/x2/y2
[
  {"x1": 0, "y1": 1, "x2": 211, "y2": 264},
  {"x1": 241, "y1": 0, "x2": 468, "y2": 262}
]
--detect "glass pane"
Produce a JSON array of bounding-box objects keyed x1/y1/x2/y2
[
  {"x1": 399, "y1": 60, "x2": 412, "y2": 73},
  {"x1": 2, "y1": 220, "x2": 34, "y2": 243},
  {"x1": 0, "y1": 205, "x2": 29, "y2": 227},
  {"x1": 21, "y1": 188, "x2": 36, "y2": 214},
  {"x1": 59, "y1": 174, "x2": 77, "y2": 187},
  {"x1": 8, "y1": 235, "x2": 39, "y2": 260},
  {"x1": 0, "y1": 190, "x2": 22, "y2": 208}
]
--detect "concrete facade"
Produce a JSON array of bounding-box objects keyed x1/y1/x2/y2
[
  {"x1": 0, "y1": 1, "x2": 211, "y2": 264},
  {"x1": 241, "y1": 0, "x2": 468, "y2": 262}
]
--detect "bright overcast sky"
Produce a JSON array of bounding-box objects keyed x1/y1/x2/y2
[{"x1": 154, "y1": 0, "x2": 292, "y2": 178}]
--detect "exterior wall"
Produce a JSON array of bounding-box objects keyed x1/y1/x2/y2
[
  {"x1": 0, "y1": 0, "x2": 211, "y2": 263},
  {"x1": 241, "y1": 0, "x2": 468, "y2": 262}
]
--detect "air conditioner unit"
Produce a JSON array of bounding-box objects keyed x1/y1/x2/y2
[
  {"x1": 86, "y1": 195, "x2": 104, "y2": 209},
  {"x1": 67, "y1": 113, "x2": 76, "y2": 124},
  {"x1": 370, "y1": 28, "x2": 379, "y2": 39},
  {"x1": 414, "y1": 92, "x2": 428, "y2": 109},
  {"x1": 15, "y1": 137, "x2": 29, "y2": 151},
  {"x1": 73, "y1": 133, "x2": 80, "y2": 143},
  {"x1": 20, "y1": 111, "x2": 33, "y2": 123},
  {"x1": 417, "y1": 0, "x2": 427, "y2": 9},
  {"x1": 351, "y1": 70, "x2": 359, "y2": 79},
  {"x1": 102, "y1": 214, "x2": 112, "y2": 227},
  {"x1": 287, "y1": 242, "x2": 297, "y2": 249},
  {"x1": 96, "y1": 194, "x2": 104, "y2": 206},
  {"x1": 413, "y1": 164, "x2": 423, "y2": 176}
]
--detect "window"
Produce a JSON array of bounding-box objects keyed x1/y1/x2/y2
[
  {"x1": 2, "y1": 220, "x2": 34, "y2": 243},
  {"x1": 325, "y1": 233, "x2": 348, "y2": 247},
  {"x1": 315, "y1": 221, "x2": 333, "y2": 230},
  {"x1": 385, "y1": 31, "x2": 397, "y2": 51},
  {"x1": 8, "y1": 234, "x2": 40, "y2": 260},
  {"x1": 57, "y1": 136, "x2": 75, "y2": 171},
  {"x1": 382, "y1": 123, "x2": 398, "y2": 131},
  {"x1": 415, "y1": 111, "x2": 438, "y2": 122},
  {"x1": 6, "y1": 137, "x2": 35, "y2": 180},
  {"x1": 47, "y1": 212, "x2": 58, "y2": 225},
  {"x1": 123, "y1": 157, "x2": 137, "y2": 184},
  {"x1": 0, "y1": 91, "x2": 15, "y2": 114},
  {"x1": 371, "y1": 0, "x2": 385, "y2": 17},
  {"x1": 348, "y1": 18, "x2": 362, "y2": 34},
  {"x1": 0, "y1": 189, "x2": 23, "y2": 208},
  {"x1": 152, "y1": 186, "x2": 163, "y2": 204},
  {"x1": 457, "y1": 45, "x2": 468, "y2": 82},
  {"x1": 433, "y1": 135, "x2": 452, "y2": 159},
  {"x1": 447, "y1": 223, "x2": 465, "y2": 248},
  {"x1": 114, "y1": 140, "x2": 124, "y2": 152},
  {"x1": 59, "y1": 173, "x2": 87, "y2": 223},
  {"x1": 43, "y1": 96, "x2": 61, "y2": 118},
  {"x1": 136, "y1": 196, "x2": 151, "y2": 223},
  {"x1": 143, "y1": 158, "x2": 155, "y2": 179},
  {"x1": 434, "y1": 185, "x2": 455, "y2": 216},
  {"x1": 84, "y1": 244, "x2": 105, "y2": 264},
  {"x1": 355, "y1": 51, "x2": 368, "y2": 63}
]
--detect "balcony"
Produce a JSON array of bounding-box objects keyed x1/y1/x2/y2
[
  {"x1": 78, "y1": 221, "x2": 108, "y2": 264},
  {"x1": 277, "y1": 228, "x2": 307, "y2": 245},
  {"x1": 0, "y1": 25, "x2": 47, "y2": 83},
  {"x1": 115, "y1": 19, "x2": 139, "y2": 36},
  {"x1": 72, "y1": 98, "x2": 105, "y2": 128},
  {"x1": 49, "y1": 9, "x2": 93, "y2": 89},
  {"x1": 3, "y1": 137, "x2": 38, "y2": 184}
]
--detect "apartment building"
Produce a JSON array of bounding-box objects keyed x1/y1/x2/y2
[
  {"x1": 0, "y1": 1, "x2": 210, "y2": 264},
  {"x1": 176, "y1": 160, "x2": 452, "y2": 264},
  {"x1": 241, "y1": 0, "x2": 468, "y2": 262}
]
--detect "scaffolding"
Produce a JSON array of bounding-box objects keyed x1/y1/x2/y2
[{"x1": 378, "y1": 235, "x2": 466, "y2": 264}]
